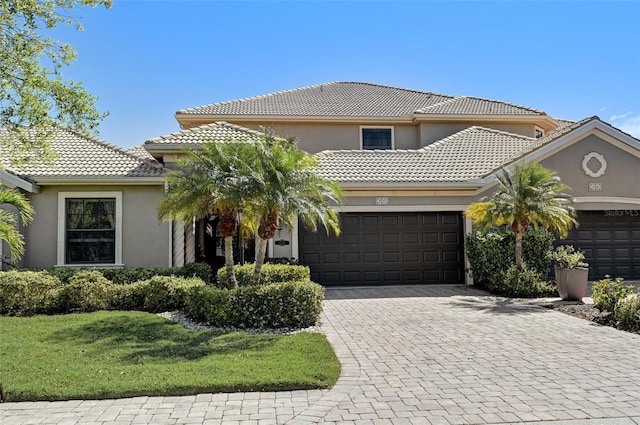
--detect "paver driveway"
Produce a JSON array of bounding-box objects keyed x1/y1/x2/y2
[{"x1": 2, "y1": 285, "x2": 640, "y2": 424}]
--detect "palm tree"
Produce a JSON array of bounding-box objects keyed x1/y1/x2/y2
[
  {"x1": 158, "y1": 142, "x2": 256, "y2": 288},
  {"x1": 0, "y1": 188, "x2": 34, "y2": 262},
  {"x1": 245, "y1": 130, "x2": 342, "y2": 285},
  {"x1": 465, "y1": 162, "x2": 577, "y2": 268}
]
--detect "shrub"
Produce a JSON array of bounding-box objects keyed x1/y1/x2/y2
[
  {"x1": 265, "y1": 257, "x2": 299, "y2": 265},
  {"x1": 58, "y1": 271, "x2": 113, "y2": 312},
  {"x1": 614, "y1": 294, "x2": 640, "y2": 330},
  {"x1": 137, "y1": 276, "x2": 206, "y2": 312},
  {"x1": 0, "y1": 270, "x2": 63, "y2": 315},
  {"x1": 488, "y1": 264, "x2": 557, "y2": 298},
  {"x1": 552, "y1": 245, "x2": 588, "y2": 269},
  {"x1": 465, "y1": 227, "x2": 554, "y2": 288},
  {"x1": 185, "y1": 281, "x2": 324, "y2": 329},
  {"x1": 592, "y1": 275, "x2": 635, "y2": 312},
  {"x1": 175, "y1": 262, "x2": 214, "y2": 283},
  {"x1": 99, "y1": 268, "x2": 155, "y2": 285},
  {"x1": 185, "y1": 286, "x2": 231, "y2": 325},
  {"x1": 108, "y1": 282, "x2": 148, "y2": 311},
  {"x1": 217, "y1": 263, "x2": 310, "y2": 288}
]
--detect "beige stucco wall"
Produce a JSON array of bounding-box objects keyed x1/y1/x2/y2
[
  {"x1": 223, "y1": 122, "x2": 421, "y2": 152},
  {"x1": 24, "y1": 184, "x2": 170, "y2": 269},
  {"x1": 419, "y1": 122, "x2": 538, "y2": 147},
  {"x1": 539, "y1": 134, "x2": 640, "y2": 201}
]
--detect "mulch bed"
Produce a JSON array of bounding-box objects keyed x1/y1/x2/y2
[{"x1": 549, "y1": 303, "x2": 640, "y2": 335}]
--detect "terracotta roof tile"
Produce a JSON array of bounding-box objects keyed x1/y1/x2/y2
[
  {"x1": 0, "y1": 127, "x2": 165, "y2": 180},
  {"x1": 126, "y1": 145, "x2": 155, "y2": 160},
  {"x1": 145, "y1": 121, "x2": 264, "y2": 145},
  {"x1": 176, "y1": 82, "x2": 547, "y2": 118},
  {"x1": 415, "y1": 96, "x2": 545, "y2": 116},
  {"x1": 316, "y1": 127, "x2": 540, "y2": 183}
]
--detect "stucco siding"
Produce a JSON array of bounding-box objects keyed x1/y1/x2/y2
[
  {"x1": 539, "y1": 134, "x2": 640, "y2": 200},
  {"x1": 420, "y1": 123, "x2": 538, "y2": 146},
  {"x1": 225, "y1": 122, "x2": 420, "y2": 152},
  {"x1": 24, "y1": 185, "x2": 170, "y2": 269}
]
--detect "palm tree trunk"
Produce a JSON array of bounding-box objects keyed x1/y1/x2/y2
[
  {"x1": 515, "y1": 231, "x2": 523, "y2": 269},
  {"x1": 252, "y1": 211, "x2": 279, "y2": 285},
  {"x1": 252, "y1": 238, "x2": 268, "y2": 285},
  {"x1": 224, "y1": 235, "x2": 238, "y2": 288}
]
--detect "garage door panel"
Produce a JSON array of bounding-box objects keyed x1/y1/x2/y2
[
  {"x1": 403, "y1": 251, "x2": 420, "y2": 262},
  {"x1": 563, "y1": 211, "x2": 639, "y2": 280},
  {"x1": 300, "y1": 212, "x2": 464, "y2": 286}
]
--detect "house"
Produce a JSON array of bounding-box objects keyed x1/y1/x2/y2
[
  {"x1": 0, "y1": 127, "x2": 170, "y2": 269},
  {"x1": 152, "y1": 82, "x2": 640, "y2": 285},
  {"x1": 2, "y1": 82, "x2": 639, "y2": 285}
]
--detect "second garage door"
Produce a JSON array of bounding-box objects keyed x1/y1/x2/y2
[
  {"x1": 562, "y1": 210, "x2": 640, "y2": 280},
  {"x1": 299, "y1": 212, "x2": 464, "y2": 286}
]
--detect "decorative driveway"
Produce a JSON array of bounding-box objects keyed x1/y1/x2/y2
[{"x1": 2, "y1": 285, "x2": 640, "y2": 424}]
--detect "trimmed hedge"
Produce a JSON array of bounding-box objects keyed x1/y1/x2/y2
[
  {"x1": 137, "y1": 276, "x2": 206, "y2": 312},
  {"x1": 186, "y1": 281, "x2": 324, "y2": 329},
  {"x1": 465, "y1": 227, "x2": 554, "y2": 288},
  {"x1": 44, "y1": 262, "x2": 214, "y2": 285},
  {"x1": 0, "y1": 270, "x2": 63, "y2": 315},
  {"x1": 0, "y1": 268, "x2": 323, "y2": 329},
  {"x1": 217, "y1": 263, "x2": 310, "y2": 288},
  {"x1": 614, "y1": 294, "x2": 640, "y2": 330}
]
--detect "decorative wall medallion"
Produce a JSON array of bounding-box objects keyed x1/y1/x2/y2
[{"x1": 582, "y1": 152, "x2": 607, "y2": 178}]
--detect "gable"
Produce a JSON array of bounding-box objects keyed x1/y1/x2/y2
[{"x1": 539, "y1": 132, "x2": 640, "y2": 201}]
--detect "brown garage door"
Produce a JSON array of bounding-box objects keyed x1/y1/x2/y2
[
  {"x1": 299, "y1": 212, "x2": 464, "y2": 286},
  {"x1": 561, "y1": 210, "x2": 640, "y2": 280}
]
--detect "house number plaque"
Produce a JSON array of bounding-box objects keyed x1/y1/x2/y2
[{"x1": 376, "y1": 197, "x2": 390, "y2": 205}]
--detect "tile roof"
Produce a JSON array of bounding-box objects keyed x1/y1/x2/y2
[
  {"x1": 0, "y1": 127, "x2": 165, "y2": 180},
  {"x1": 145, "y1": 121, "x2": 264, "y2": 145},
  {"x1": 126, "y1": 145, "x2": 155, "y2": 160},
  {"x1": 315, "y1": 127, "x2": 541, "y2": 183},
  {"x1": 176, "y1": 82, "x2": 547, "y2": 118},
  {"x1": 415, "y1": 96, "x2": 545, "y2": 116},
  {"x1": 176, "y1": 82, "x2": 455, "y2": 117}
]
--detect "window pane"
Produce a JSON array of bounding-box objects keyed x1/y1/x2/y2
[
  {"x1": 362, "y1": 128, "x2": 392, "y2": 149},
  {"x1": 65, "y1": 198, "x2": 116, "y2": 264}
]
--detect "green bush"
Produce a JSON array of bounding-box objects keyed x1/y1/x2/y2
[
  {"x1": 137, "y1": 276, "x2": 206, "y2": 312},
  {"x1": 552, "y1": 245, "x2": 588, "y2": 269},
  {"x1": 42, "y1": 263, "x2": 214, "y2": 285},
  {"x1": 58, "y1": 271, "x2": 113, "y2": 313},
  {"x1": 465, "y1": 227, "x2": 554, "y2": 288},
  {"x1": 592, "y1": 275, "x2": 635, "y2": 312},
  {"x1": 185, "y1": 281, "x2": 324, "y2": 329},
  {"x1": 217, "y1": 263, "x2": 310, "y2": 288},
  {"x1": 614, "y1": 294, "x2": 640, "y2": 330},
  {"x1": 108, "y1": 282, "x2": 148, "y2": 311},
  {"x1": 185, "y1": 286, "x2": 231, "y2": 326},
  {"x1": 488, "y1": 264, "x2": 557, "y2": 298},
  {"x1": 0, "y1": 270, "x2": 63, "y2": 315}
]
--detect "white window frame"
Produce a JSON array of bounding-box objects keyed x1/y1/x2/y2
[
  {"x1": 360, "y1": 126, "x2": 395, "y2": 150},
  {"x1": 57, "y1": 191, "x2": 123, "y2": 267},
  {"x1": 534, "y1": 126, "x2": 545, "y2": 139}
]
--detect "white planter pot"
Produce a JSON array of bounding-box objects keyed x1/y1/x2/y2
[{"x1": 555, "y1": 267, "x2": 589, "y2": 301}]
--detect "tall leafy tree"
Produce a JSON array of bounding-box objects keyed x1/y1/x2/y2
[
  {"x1": 1, "y1": 0, "x2": 111, "y2": 162},
  {"x1": 465, "y1": 162, "x2": 577, "y2": 268},
  {"x1": 245, "y1": 130, "x2": 342, "y2": 285},
  {"x1": 158, "y1": 142, "x2": 256, "y2": 288},
  {"x1": 0, "y1": 188, "x2": 34, "y2": 262}
]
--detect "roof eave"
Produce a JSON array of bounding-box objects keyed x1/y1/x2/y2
[
  {"x1": 0, "y1": 169, "x2": 39, "y2": 193},
  {"x1": 30, "y1": 176, "x2": 166, "y2": 185},
  {"x1": 337, "y1": 181, "x2": 484, "y2": 190}
]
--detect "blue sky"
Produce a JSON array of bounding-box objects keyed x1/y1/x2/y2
[{"x1": 56, "y1": 0, "x2": 640, "y2": 147}]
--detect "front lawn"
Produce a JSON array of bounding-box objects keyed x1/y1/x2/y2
[{"x1": 0, "y1": 311, "x2": 340, "y2": 401}]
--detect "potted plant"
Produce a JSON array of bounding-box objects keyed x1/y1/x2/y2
[{"x1": 552, "y1": 245, "x2": 589, "y2": 301}]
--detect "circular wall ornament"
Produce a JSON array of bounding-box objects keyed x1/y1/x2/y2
[{"x1": 582, "y1": 152, "x2": 607, "y2": 178}]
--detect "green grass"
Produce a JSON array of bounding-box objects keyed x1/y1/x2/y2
[{"x1": 0, "y1": 311, "x2": 340, "y2": 401}]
